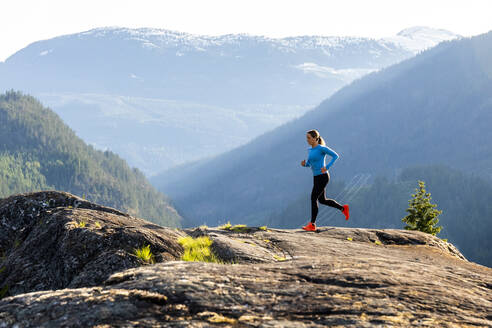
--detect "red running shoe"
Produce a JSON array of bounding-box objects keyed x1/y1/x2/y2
[
  {"x1": 302, "y1": 222, "x2": 316, "y2": 231},
  {"x1": 342, "y1": 204, "x2": 350, "y2": 220}
]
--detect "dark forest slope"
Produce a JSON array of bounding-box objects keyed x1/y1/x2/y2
[{"x1": 0, "y1": 91, "x2": 181, "y2": 227}]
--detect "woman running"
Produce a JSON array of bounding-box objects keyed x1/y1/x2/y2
[{"x1": 301, "y1": 129, "x2": 349, "y2": 231}]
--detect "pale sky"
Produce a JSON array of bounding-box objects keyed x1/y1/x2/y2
[{"x1": 1, "y1": 0, "x2": 492, "y2": 62}]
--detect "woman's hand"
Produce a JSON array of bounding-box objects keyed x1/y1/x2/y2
[
  {"x1": 321, "y1": 166, "x2": 327, "y2": 173},
  {"x1": 301, "y1": 160, "x2": 306, "y2": 167}
]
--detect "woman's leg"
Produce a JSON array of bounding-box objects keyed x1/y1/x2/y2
[
  {"x1": 311, "y1": 173, "x2": 344, "y2": 224},
  {"x1": 317, "y1": 171, "x2": 343, "y2": 210},
  {"x1": 318, "y1": 188, "x2": 344, "y2": 211},
  {"x1": 311, "y1": 173, "x2": 329, "y2": 223}
]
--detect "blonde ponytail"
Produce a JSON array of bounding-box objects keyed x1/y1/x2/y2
[{"x1": 307, "y1": 129, "x2": 326, "y2": 146}]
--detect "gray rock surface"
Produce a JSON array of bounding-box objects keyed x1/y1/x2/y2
[
  {"x1": 0, "y1": 191, "x2": 185, "y2": 297},
  {"x1": 0, "y1": 191, "x2": 491, "y2": 327}
]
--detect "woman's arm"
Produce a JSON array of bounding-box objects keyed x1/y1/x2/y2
[
  {"x1": 303, "y1": 159, "x2": 311, "y2": 167},
  {"x1": 321, "y1": 146, "x2": 339, "y2": 169}
]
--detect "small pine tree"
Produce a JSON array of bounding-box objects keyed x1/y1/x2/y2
[{"x1": 402, "y1": 180, "x2": 442, "y2": 235}]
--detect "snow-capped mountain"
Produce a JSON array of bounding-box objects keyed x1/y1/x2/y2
[
  {"x1": 0, "y1": 26, "x2": 459, "y2": 175},
  {"x1": 384, "y1": 26, "x2": 459, "y2": 53},
  {"x1": 76, "y1": 25, "x2": 457, "y2": 58}
]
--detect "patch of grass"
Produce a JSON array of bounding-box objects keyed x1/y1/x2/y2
[
  {"x1": 219, "y1": 222, "x2": 247, "y2": 232},
  {"x1": 220, "y1": 222, "x2": 269, "y2": 233},
  {"x1": 218, "y1": 221, "x2": 232, "y2": 230},
  {"x1": 13, "y1": 239, "x2": 21, "y2": 248},
  {"x1": 230, "y1": 224, "x2": 248, "y2": 232},
  {"x1": 0, "y1": 266, "x2": 5, "y2": 274},
  {"x1": 178, "y1": 236, "x2": 222, "y2": 263},
  {"x1": 134, "y1": 244, "x2": 155, "y2": 264},
  {"x1": 243, "y1": 240, "x2": 257, "y2": 247},
  {"x1": 273, "y1": 255, "x2": 287, "y2": 261}
]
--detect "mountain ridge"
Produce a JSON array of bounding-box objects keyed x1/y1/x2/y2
[{"x1": 4, "y1": 25, "x2": 459, "y2": 62}]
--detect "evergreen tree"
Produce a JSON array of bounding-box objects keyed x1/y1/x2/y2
[{"x1": 402, "y1": 180, "x2": 442, "y2": 235}]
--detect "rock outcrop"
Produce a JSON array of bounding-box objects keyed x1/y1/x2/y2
[
  {"x1": 0, "y1": 191, "x2": 490, "y2": 327},
  {"x1": 0, "y1": 191, "x2": 185, "y2": 297}
]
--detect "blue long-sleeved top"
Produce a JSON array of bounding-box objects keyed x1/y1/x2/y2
[{"x1": 304, "y1": 144, "x2": 339, "y2": 176}]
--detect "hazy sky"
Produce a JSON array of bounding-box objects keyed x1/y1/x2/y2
[{"x1": 1, "y1": 0, "x2": 491, "y2": 61}]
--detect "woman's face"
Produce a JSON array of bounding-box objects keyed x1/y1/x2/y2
[{"x1": 306, "y1": 133, "x2": 317, "y2": 147}]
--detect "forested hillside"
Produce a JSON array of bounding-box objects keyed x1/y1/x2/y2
[{"x1": 0, "y1": 91, "x2": 181, "y2": 227}]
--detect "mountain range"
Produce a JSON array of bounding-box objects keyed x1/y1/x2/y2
[
  {"x1": 0, "y1": 26, "x2": 459, "y2": 175},
  {"x1": 152, "y1": 30, "x2": 492, "y2": 230}
]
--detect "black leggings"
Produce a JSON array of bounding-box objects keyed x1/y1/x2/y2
[{"x1": 311, "y1": 172, "x2": 343, "y2": 223}]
